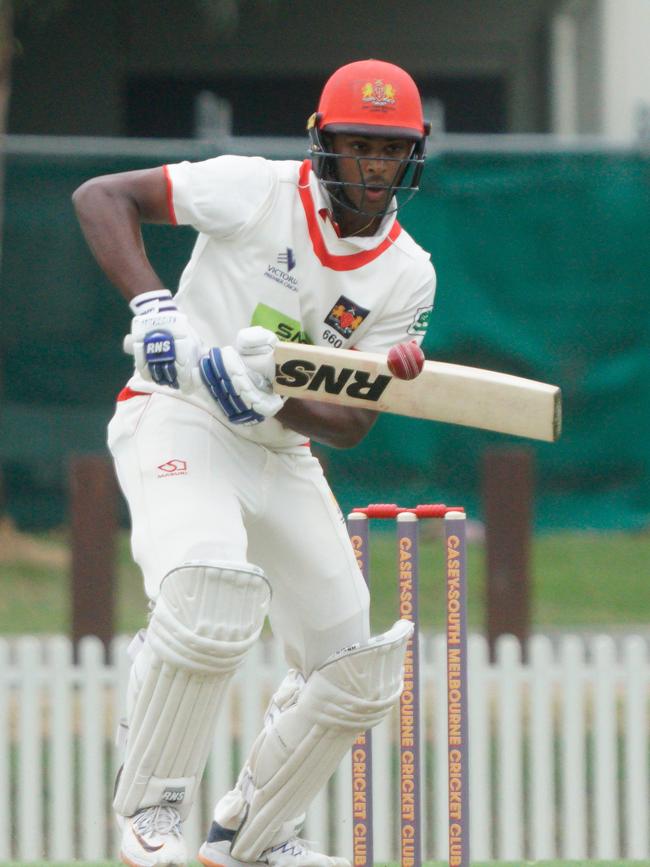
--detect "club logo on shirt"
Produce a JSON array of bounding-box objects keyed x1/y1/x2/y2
[
  {"x1": 324, "y1": 296, "x2": 370, "y2": 339},
  {"x1": 407, "y1": 305, "x2": 433, "y2": 336},
  {"x1": 264, "y1": 248, "x2": 298, "y2": 291}
]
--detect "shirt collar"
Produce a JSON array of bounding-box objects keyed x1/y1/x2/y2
[{"x1": 311, "y1": 173, "x2": 397, "y2": 250}]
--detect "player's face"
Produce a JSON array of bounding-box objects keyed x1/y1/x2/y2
[{"x1": 330, "y1": 134, "x2": 413, "y2": 214}]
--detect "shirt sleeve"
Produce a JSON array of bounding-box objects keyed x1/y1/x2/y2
[
  {"x1": 354, "y1": 263, "x2": 436, "y2": 354},
  {"x1": 165, "y1": 155, "x2": 276, "y2": 237}
]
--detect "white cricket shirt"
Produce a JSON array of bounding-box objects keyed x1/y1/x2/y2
[{"x1": 127, "y1": 155, "x2": 436, "y2": 450}]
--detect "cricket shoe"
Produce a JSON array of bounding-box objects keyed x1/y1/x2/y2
[
  {"x1": 198, "y1": 821, "x2": 350, "y2": 867},
  {"x1": 119, "y1": 805, "x2": 187, "y2": 867}
]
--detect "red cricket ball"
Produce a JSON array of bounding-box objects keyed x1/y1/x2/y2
[{"x1": 386, "y1": 340, "x2": 425, "y2": 380}]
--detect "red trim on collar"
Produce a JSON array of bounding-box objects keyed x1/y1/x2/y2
[
  {"x1": 298, "y1": 160, "x2": 401, "y2": 271},
  {"x1": 318, "y1": 207, "x2": 343, "y2": 238}
]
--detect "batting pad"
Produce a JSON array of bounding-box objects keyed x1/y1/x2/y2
[
  {"x1": 114, "y1": 560, "x2": 271, "y2": 819},
  {"x1": 231, "y1": 619, "x2": 413, "y2": 860}
]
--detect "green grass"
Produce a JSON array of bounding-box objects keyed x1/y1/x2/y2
[
  {"x1": 1, "y1": 528, "x2": 650, "y2": 635},
  {"x1": 0, "y1": 530, "x2": 149, "y2": 635},
  {"x1": 363, "y1": 528, "x2": 650, "y2": 633}
]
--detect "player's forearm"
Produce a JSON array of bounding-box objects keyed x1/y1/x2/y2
[
  {"x1": 72, "y1": 179, "x2": 166, "y2": 302},
  {"x1": 276, "y1": 398, "x2": 377, "y2": 449}
]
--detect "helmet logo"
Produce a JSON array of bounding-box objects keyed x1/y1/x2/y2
[{"x1": 361, "y1": 80, "x2": 396, "y2": 110}]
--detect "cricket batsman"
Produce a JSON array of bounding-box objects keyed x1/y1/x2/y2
[{"x1": 73, "y1": 58, "x2": 435, "y2": 867}]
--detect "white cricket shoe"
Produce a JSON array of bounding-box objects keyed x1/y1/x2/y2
[
  {"x1": 119, "y1": 805, "x2": 187, "y2": 867},
  {"x1": 198, "y1": 821, "x2": 350, "y2": 867}
]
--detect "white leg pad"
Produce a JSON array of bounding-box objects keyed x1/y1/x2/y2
[
  {"x1": 229, "y1": 619, "x2": 413, "y2": 860},
  {"x1": 114, "y1": 560, "x2": 271, "y2": 819}
]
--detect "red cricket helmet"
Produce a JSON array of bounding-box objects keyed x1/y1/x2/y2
[
  {"x1": 316, "y1": 58, "x2": 427, "y2": 140},
  {"x1": 307, "y1": 59, "x2": 430, "y2": 217}
]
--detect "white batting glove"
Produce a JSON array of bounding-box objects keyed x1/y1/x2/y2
[
  {"x1": 123, "y1": 289, "x2": 203, "y2": 392},
  {"x1": 234, "y1": 325, "x2": 279, "y2": 389},
  {"x1": 199, "y1": 345, "x2": 284, "y2": 425}
]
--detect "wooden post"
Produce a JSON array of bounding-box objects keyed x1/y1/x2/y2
[
  {"x1": 482, "y1": 447, "x2": 534, "y2": 659},
  {"x1": 69, "y1": 454, "x2": 117, "y2": 652}
]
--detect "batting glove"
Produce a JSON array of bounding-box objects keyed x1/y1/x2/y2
[
  {"x1": 123, "y1": 289, "x2": 202, "y2": 392},
  {"x1": 235, "y1": 325, "x2": 278, "y2": 386},
  {"x1": 199, "y1": 345, "x2": 284, "y2": 425}
]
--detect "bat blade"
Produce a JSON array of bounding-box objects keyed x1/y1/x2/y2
[{"x1": 273, "y1": 343, "x2": 561, "y2": 442}]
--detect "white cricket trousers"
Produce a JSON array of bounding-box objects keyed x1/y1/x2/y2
[{"x1": 107, "y1": 391, "x2": 370, "y2": 674}]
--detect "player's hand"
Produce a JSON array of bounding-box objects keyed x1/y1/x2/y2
[
  {"x1": 123, "y1": 290, "x2": 202, "y2": 392},
  {"x1": 235, "y1": 325, "x2": 278, "y2": 386},
  {"x1": 199, "y1": 345, "x2": 284, "y2": 425}
]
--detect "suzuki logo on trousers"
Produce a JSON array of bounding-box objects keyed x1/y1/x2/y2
[{"x1": 157, "y1": 459, "x2": 188, "y2": 478}]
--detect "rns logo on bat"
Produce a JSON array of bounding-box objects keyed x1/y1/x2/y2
[{"x1": 276, "y1": 359, "x2": 391, "y2": 402}]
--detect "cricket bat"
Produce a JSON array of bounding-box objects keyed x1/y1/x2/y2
[{"x1": 273, "y1": 343, "x2": 561, "y2": 442}]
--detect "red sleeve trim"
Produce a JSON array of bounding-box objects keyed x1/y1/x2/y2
[
  {"x1": 162, "y1": 165, "x2": 178, "y2": 225},
  {"x1": 298, "y1": 160, "x2": 401, "y2": 271},
  {"x1": 117, "y1": 387, "x2": 150, "y2": 401}
]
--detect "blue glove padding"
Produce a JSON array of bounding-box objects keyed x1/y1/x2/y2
[
  {"x1": 144, "y1": 330, "x2": 179, "y2": 388},
  {"x1": 199, "y1": 347, "x2": 264, "y2": 424},
  {"x1": 127, "y1": 290, "x2": 203, "y2": 392}
]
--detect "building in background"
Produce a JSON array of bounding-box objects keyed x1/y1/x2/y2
[
  {"x1": 8, "y1": 0, "x2": 650, "y2": 143},
  {"x1": 551, "y1": 0, "x2": 650, "y2": 139}
]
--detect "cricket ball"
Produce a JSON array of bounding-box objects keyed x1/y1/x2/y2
[{"x1": 387, "y1": 340, "x2": 425, "y2": 380}]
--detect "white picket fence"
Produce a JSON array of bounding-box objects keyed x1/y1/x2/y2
[{"x1": 0, "y1": 632, "x2": 649, "y2": 863}]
